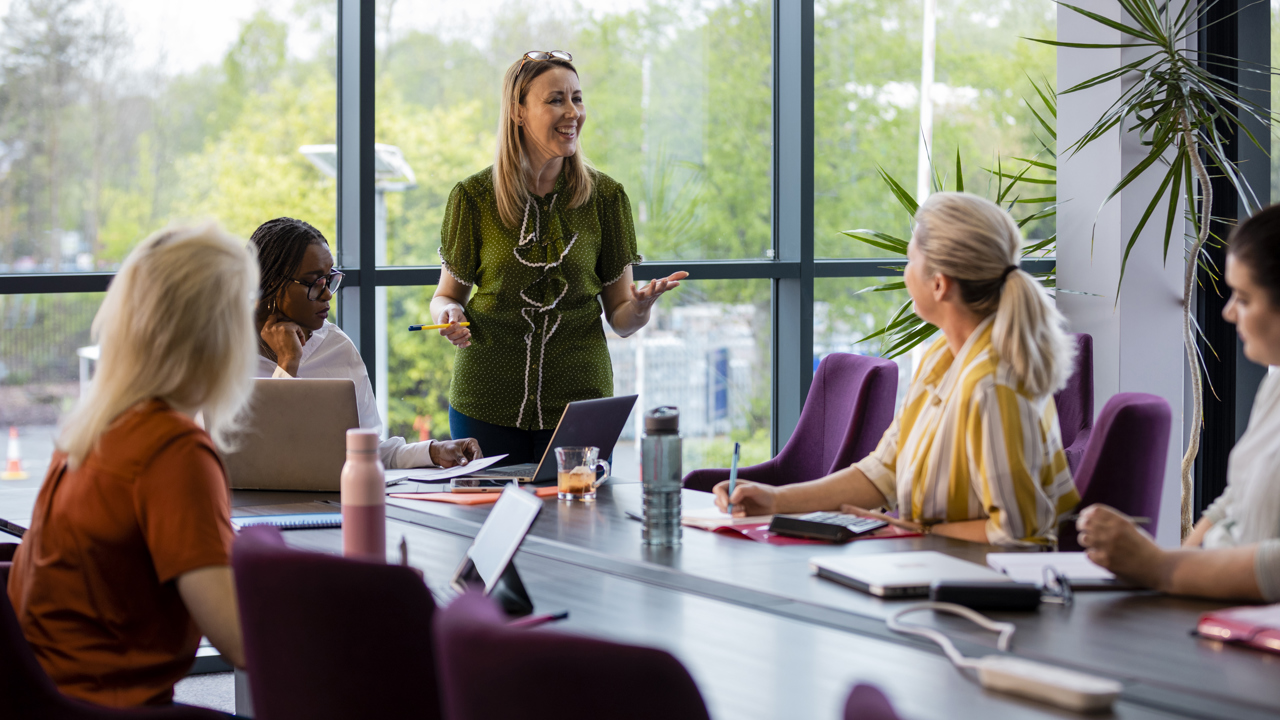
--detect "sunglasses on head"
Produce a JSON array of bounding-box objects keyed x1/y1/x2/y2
[{"x1": 517, "y1": 50, "x2": 573, "y2": 76}]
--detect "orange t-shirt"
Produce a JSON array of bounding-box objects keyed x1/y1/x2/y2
[{"x1": 6, "y1": 399, "x2": 234, "y2": 707}]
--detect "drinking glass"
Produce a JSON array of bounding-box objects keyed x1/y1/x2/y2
[{"x1": 555, "y1": 446, "x2": 610, "y2": 501}]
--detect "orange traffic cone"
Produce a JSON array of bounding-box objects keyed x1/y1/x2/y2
[{"x1": 2, "y1": 426, "x2": 29, "y2": 480}]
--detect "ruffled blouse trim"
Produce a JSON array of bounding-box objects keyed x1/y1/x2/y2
[{"x1": 602, "y1": 255, "x2": 645, "y2": 287}]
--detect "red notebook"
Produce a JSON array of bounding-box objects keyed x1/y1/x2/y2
[{"x1": 1196, "y1": 604, "x2": 1280, "y2": 655}]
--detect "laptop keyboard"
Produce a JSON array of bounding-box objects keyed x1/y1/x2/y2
[{"x1": 797, "y1": 511, "x2": 888, "y2": 534}]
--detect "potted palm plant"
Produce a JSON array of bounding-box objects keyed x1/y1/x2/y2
[{"x1": 1031, "y1": 0, "x2": 1273, "y2": 536}]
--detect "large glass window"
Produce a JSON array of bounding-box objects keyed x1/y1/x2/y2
[
  {"x1": 814, "y1": 0, "x2": 1057, "y2": 259},
  {"x1": 0, "y1": 1, "x2": 336, "y2": 273},
  {"x1": 373, "y1": 0, "x2": 772, "y2": 265},
  {"x1": 0, "y1": 292, "x2": 102, "y2": 488}
]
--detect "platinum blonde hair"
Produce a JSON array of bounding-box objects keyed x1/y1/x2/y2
[
  {"x1": 58, "y1": 223, "x2": 260, "y2": 468},
  {"x1": 914, "y1": 192, "x2": 1074, "y2": 398},
  {"x1": 493, "y1": 55, "x2": 594, "y2": 229}
]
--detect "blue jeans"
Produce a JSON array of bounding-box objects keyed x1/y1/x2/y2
[{"x1": 449, "y1": 407, "x2": 556, "y2": 466}]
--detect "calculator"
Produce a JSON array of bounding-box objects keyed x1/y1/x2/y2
[{"x1": 768, "y1": 511, "x2": 889, "y2": 543}]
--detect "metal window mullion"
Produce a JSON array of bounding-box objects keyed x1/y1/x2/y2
[
  {"x1": 771, "y1": 0, "x2": 815, "y2": 455},
  {"x1": 336, "y1": 0, "x2": 377, "y2": 385}
]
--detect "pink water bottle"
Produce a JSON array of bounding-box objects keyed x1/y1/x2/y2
[{"x1": 341, "y1": 429, "x2": 385, "y2": 561}]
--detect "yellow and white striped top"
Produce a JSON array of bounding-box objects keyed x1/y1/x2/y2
[{"x1": 854, "y1": 317, "x2": 1079, "y2": 546}]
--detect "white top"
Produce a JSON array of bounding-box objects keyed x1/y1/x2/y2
[
  {"x1": 255, "y1": 321, "x2": 437, "y2": 469},
  {"x1": 1201, "y1": 368, "x2": 1280, "y2": 601}
]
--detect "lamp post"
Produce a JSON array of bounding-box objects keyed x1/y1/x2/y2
[{"x1": 300, "y1": 144, "x2": 418, "y2": 436}]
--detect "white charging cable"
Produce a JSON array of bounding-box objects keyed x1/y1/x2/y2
[
  {"x1": 886, "y1": 601, "x2": 1122, "y2": 712},
  {"x1": 886, "y1": 601, "x2": 1016, "y2": 668}
]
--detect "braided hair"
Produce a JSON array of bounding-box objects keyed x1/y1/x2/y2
[{"x1": 250, "y1": 217, "x2": 329, "y2": 315}]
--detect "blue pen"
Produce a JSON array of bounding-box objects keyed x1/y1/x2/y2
[{"x1": 726, "y1": 442, "x2": 741, "y2": 516}]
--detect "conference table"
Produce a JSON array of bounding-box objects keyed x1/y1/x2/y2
[
  {"x1": 5, "y1": 475, "x2": 1280, "y2": 719},
  {"x1": 228, "y1": 480, "x2": 1280, "y2": 720}
]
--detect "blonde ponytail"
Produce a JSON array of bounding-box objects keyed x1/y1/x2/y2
[{"x1": 914, "y1": 192, "x2": 1073, "y2": 398}]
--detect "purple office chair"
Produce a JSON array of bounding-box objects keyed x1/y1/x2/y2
[
  {"x1": 1058, "y1": 392, "x2": 1171, "y2": 551},
  {"x1": 683, "y1": 353, "x2": 897, "y2": 491},
  {"x1": 435, "y1": 590, "x2": 711, "y2": 720},
  {"x1": 231, "y1": 526, "x2": 442, "y2": 720},
  {"x1": 1055, "y1": 334, "x2": 1095, "y2": 475},
  {"x1": 844, "y1": 684, "x2": 904, "y2": 720},
  {"x1": 1, "y1": 562, "x2": 224, "y2": 719}
]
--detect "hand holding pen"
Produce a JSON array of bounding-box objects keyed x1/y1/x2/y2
[
  {"x1": 427, "y1": 305, "x2": 471, "y2": 348},
  {"x1": 726, "y1": 442, "x2": 741, "y2": 516}
]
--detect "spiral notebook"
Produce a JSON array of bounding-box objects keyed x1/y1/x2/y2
[{"x1": 231, "y1": 513, "x2": 343, "y2": 531}]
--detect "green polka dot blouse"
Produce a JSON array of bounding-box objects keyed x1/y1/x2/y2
[{"x1": 439, "y1": 165, "x2": 642, "y2": 431}]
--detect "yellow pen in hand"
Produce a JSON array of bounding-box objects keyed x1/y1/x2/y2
[{"x1": 408, "y1": 322, "x2": 471, "y2": 332}]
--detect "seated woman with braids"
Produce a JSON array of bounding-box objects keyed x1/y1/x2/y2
[
  {"x1": 715, "y1": 193, "x2": 1079, "y2": 547},
  {"x1": 251, "y1": 217, "x2": 482, "y2": 469}
]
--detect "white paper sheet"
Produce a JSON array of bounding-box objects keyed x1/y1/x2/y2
[
  {"x1": 383, "y1": 454, "x2": 509, "y2": 485},
  {"x1": 986, "y1": 552, "x2": 1115, "y2": 586}
]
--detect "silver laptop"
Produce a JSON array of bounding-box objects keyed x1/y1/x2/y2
[
  {"x1": 223, "y1": 378, "x2": 361, "y2": 491},
  {"x1": 810, "y1": 551, "x2": 1011, "y2": 598},
  {"x1": 468, "y1": 395, "x2": 638, "y2": 483}
]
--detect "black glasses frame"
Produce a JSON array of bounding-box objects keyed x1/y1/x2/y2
[{"x1": 289, "y1": 270, "x2": 345, "y2": 300}]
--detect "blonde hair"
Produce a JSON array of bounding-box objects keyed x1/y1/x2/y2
[
  {"x1": 914, "y1": 192, "x2": 1074, "y2": 398},
  {"x1": 59, "y1": 223, "x2": 261, "y2": 468},
  {"x1": 494, "y1": 55, "x2": 595, "y2": 228}
]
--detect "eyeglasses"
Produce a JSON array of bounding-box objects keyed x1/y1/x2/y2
[
  {"x1": 289, "y1": 270, "x2": 344, "y2": 300},
  {"x1": 517, "y1": 50, "x2": 573, "y2": 77}
]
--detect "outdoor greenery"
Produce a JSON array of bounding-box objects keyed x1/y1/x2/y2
[{"x1": 1, "y1": 0, "x2": 1057, "y2": 450}]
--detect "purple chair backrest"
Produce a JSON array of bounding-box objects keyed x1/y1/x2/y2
[
  {"x1": 1071, "y1": 392, "x2": 1171, "y2": 538},
  {"x1": 2, "y1": 560, "x2": 223, "y2": 719},
  {"x1": 1054, "y1": 334, "x2": 1094, "y2": 475},
  {"x1": 785, "y1": 353, "x2": 898, "y2": 478},
  {"x1": 232, "y1": 526, "x2": 442, "y2": 720},
  {"x1": 434, "y1": 591, "x2": 711, "y2": 720},
  {"x1": 844, "y1": 684, "x2": 904, "y2": 720}
]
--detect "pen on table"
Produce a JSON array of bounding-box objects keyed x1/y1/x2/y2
[
  {"x1": 726, "y1": 442, "x2": 741, "y2": 515},
  {"x1": 408, "y1": 322, "x2": 471, "y2": 332},
  {"x1": 1060, "y1": 512, "x2": 1151, "y2": 526}
]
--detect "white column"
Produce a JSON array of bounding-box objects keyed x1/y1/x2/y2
[
  {"x1": 1056, "y1": 1, "x2": 1186, "y2": 546},
  {"x1": 915, "y1": 0, "x2": 937, "y2": 202}
]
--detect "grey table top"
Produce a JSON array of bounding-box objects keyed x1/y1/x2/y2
[{"x1": 6, "y1": 477, "x2": 1280, "y2": 718}]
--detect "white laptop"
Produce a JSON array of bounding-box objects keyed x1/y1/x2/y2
[
  {"x1": 222, "y1": 378, "x2": 361, "y2": 491},
  {"x1": 810, "y1": 551, "x2": 1011, "y2": 598}
]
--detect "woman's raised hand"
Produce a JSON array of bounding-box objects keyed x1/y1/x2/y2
[
  {"x1": 712, "y1": 478, "x2": 778, "y2": 517},
  {"x1": 261, "y1": 313, "x2": 306, "y2": 376},
  {"x1": 437, "y1": 304, "x2": 472, "y2": 348},
  {"x1": 632, "y1": 271, "x2": 689, "y2": 309}
]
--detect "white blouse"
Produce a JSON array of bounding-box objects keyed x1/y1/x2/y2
[
  {"x1": 1201, "y1": 368, "x2": 1280, "y2": 601},
  {"x1": 255, "y1": 322, "x2": 437, "y2": 469}
]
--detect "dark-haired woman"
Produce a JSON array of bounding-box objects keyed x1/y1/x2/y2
[
  {"x1": 431, "y1": 51, "x2": 686, "y2": 464},
  {"x1": 1078, "y1": 204, "x2": 1280, "y2": 601},
  {"x1": 252, "y1": 217, "x2": 482, "y2": 469}
]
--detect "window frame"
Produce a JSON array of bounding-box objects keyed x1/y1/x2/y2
[{"x1": 0, "y1": 0, "x2": 1060, "y2": 457}]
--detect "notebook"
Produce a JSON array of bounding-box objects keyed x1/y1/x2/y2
[
  {"x1": 231, "y1": 513, "x2": 343, "y2": 530},
  {"x1": 1197, "y1": 604, "x2": 1280, "y2": 655},
  {"x1": 986, "y1": 552, "x2": 1126, "y2": 589}
]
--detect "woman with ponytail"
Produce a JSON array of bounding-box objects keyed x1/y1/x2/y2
[{"x1": 715, "y1": 193, "x2": 1079, "y2": 546}]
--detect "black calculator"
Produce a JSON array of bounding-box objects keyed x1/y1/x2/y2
[{"x1": 768, "y1": 511, "x2": 889, "y2": 543}]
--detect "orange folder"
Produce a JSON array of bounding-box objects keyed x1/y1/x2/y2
[{"x1": 389, "y1": 485, "x2": 559, "y2": 505}]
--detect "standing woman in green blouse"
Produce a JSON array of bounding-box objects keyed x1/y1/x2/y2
[{"x1": 431, "y1": 50, "x2": 688, "y2": 464}]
